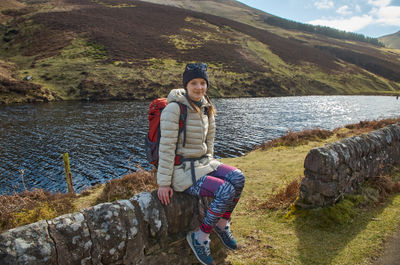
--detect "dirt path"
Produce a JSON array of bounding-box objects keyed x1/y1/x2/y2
[{"x1": 373, "y1": 227, "x2": 400, "y2": 265}]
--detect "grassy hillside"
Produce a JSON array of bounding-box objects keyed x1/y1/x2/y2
[
  {"x1": 139, "y1": 0, "x2": 275, "y2": 30},
  {"x1": 0, "y1": 0, "x2": 399, "y2": 104},
  {"x1": 379, "y1": 31, "x2": 400, "y2": 49},
  {"x1": 0, "y1": 0, "x2": 25, "y2": 24}
]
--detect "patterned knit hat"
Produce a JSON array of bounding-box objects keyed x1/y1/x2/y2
[{"x1": 182, "y1": 63, "x2": 209, "y2": 89}]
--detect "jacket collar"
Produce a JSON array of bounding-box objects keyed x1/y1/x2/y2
[{"x1": 167, "y1": 89, "x2": 210, "y2": 110}]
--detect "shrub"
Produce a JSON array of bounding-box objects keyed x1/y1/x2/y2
[
  {"x1": 260, "y1": 178, "x2": 301, "y2": 210},
  {"x1": 96, "y1": 168, "x2": 158, "y2": 203},
  {"x1": 256, "y1": 128, "x2": 333, "y2": 150},
  {"x1": 335, "y1": 117, "x2": 400, "y2": 137},
  {"x1": 0, "y1": 189, "x2": 75, "y2": 233}
]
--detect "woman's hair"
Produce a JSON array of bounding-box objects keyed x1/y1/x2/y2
[{"x1": 185, "y1": 93, "x2": 217, "y2": 117}]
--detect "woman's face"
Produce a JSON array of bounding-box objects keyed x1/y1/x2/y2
[{"x1": 186, "y1": 78, "x2": 207, "y2": 101}]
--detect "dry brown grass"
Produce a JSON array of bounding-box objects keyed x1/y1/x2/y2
[
  {"x1": 256, "y1": 128, "x2": 333, "y2": 151},
  {"x1": 96, "y1": 168, "x2": 158, "y2": 203},
  {"x1": 259, "y1": 178, "x2": 301, "y2": 210},
  {"x1": 0, "y1": 60, "x2": 16, "y2": 80},
  {"x1": 367, "y1": 172, "x2": 400, "y2": 203},
  {"x1": 257, "y1": 170, "x2": 400, "y2": 212},
  {"x1": 0, "y1": 168, "x2": 158, "y2": 232},
  {"x1": 0, "y1": 189, "x2": 75, "y2": 233},
  {"x1": 257, "y1": 118, "x2": 400, "y2": 151},
  {"x1": 335, "y1": 117, "x2": 400, "y2": 138}
]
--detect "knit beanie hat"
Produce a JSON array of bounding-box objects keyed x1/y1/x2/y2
[{"x1": 182, "y1": 63, "x2": 209, "y2": 89}]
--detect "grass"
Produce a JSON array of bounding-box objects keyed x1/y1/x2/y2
[
  {"x1": 0, "y1": 189, "x2": 75, "y2": 232},
  {"x1": 15, "y1": 37, "x2": 108, "y2": 100},
  {"x1": 0, "y1": 168, "x2": 157, "y2": 233},
  {"x1": 1, "y1": 118, "x2": 400, "y2": 264},
  {"x1": 91, "y1": 0, "x2": 136, "y2": 8},
  {"x1": 222, "y1": 118, "x2": 400, "y2": 265},
  {"x1": 255, "y1": 128, "x2": 334, "y2": 150}
]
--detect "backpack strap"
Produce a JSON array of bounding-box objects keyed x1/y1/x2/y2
[
  {"x1": 183, "y1": 156, "x2": 208, "y2": 184},
  {"x1": 179, "y1": 103, "x2": 187, "y2": 147},
  {"x1": 204, "y1": 106, "x2": 209, "y2": 117},
  {"x1": 169, "y1": 102, "x2": 187, "y2": 165}
]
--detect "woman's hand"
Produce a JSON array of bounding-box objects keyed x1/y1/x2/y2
[{"x1": 157, "y1": 186, "x2": 173, "y2": 205}]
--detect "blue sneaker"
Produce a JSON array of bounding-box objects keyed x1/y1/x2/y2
[
  {"x1": 186, "y1": 231, "x2": 214, "y2": 265},
  {"x1": 215, "y1": 226, "x2": 237, "y2": 250}
]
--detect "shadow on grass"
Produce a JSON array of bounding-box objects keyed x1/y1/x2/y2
[{"x1": 293, "y1": 195, "x2": 397, "y2": 265}]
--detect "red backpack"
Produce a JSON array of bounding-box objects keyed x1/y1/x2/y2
[{"x1": 145, "y1": 98, "x2": 187, "y2": 167}]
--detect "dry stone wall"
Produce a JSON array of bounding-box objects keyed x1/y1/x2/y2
[
  {"x1": 297, "y1": 123, "x2": 400, "y2": 208},
  {"x1": 0, "y1": 191, "x2": 227, "y2": 264}
]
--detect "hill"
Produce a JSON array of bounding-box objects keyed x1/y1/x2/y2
[
  {"x1": 379, "y1": 31, "x2": 400, "y2": 49},
  {"x1": 0, "y1": 0, "x2": 399, "y2": 104},
  {"x1": 139, "y1": 0, "x2": 275, "y2": 29}
]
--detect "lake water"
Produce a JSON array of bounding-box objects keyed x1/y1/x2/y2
[{"x1": 1, "y1": 95, "x2": 399, "y2": 195}]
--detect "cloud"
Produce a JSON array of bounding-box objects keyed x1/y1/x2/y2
[
  {"x1": 314, "y1": 0, "x2": 334, "y2": 9},
  {"x1": 373, "y1": 5, "x2": 400, "y2": 26},
  {"x1": 308, "y1": 0, "x2": 400, "y2": 35},
  {"x1": 308, "y1": 15, "x2": 374, "y2": 32},
  {"x1": 368, "y1": 0, "x2": 391, "y2": 7},
  {"x1": 337, "y1": 5, "x2": 352, "y2": 16}
]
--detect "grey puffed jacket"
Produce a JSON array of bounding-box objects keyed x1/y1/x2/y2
[{"x1": 157, "y1": 89, "x2": 222, "y2": 191}]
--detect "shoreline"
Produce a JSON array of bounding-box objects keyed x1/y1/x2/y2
[{"x1": 1, "y1": 92, "x2": 400, "y2": 106}]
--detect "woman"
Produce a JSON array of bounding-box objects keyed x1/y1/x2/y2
[{"x1": 157, "y1": 62, "x2": 245, "y2": 265}]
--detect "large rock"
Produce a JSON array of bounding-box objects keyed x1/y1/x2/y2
[
  {"x1": 0, "y1": 220, "x2": 57, "y2": 265},
  {"x1": 48, "y1": 212, "x2": 91, "y2": 265}
]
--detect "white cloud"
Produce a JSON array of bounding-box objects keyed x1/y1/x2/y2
[
  {"x1": 337, "y1": 5, "x2": 352, "y2": 16},
  {"x1": 308, "y1": 15, "x2": 374, "y2": 32},
  {"x1": 308, "y1": 0, "x2": 399, "y2": 35},
  {"x1": 314, "y1": 0, "x2": 334, "y2": 9},
  {"x1": 373, "y1": 5, "x2": 400, "y2": 26},
  {"x1": 368, "y1": 0, "x2": 391, "y2": 7}
]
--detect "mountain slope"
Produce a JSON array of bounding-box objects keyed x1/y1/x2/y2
[
  {"x1": 0, "y1": 0, "x2": 25, "y2": 24},
  {"x1": 0, "y1": 0, "x2": 399, "y2": 104},
  {"x1": 379, "y1": 31, "x2": 400, "y2": 49},
  {"x1": 139, "y1": 0, "x2": 274, "y2": 30}
]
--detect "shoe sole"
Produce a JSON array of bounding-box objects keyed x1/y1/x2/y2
[
  {"x1": 186, "y1": 232, "x2": 212, "y2": 265},
  {"x1": 214, "y1": 230, "x2": 237, "y2": 251}
]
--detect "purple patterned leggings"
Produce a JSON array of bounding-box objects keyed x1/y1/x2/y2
[{"x1": 185, "y1": 164, "x2": 245, "y2": 233}]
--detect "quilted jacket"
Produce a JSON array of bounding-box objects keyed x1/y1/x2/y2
[{"x1": 157, "y1": 89, "x2": 222, "y2": 191}]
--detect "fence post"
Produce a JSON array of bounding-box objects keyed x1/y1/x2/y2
[{"x1": 63, "y1": 153, "x2": 75, "y2": 194}]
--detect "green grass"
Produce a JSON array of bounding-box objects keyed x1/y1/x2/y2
[
  {"x1": 17, "y1": 38, "x2": 104, "y2": 99},
  {"x1": 222, "y1": 133, "x2": 400, "y2": 265},
  {"x1": 91, "y1": 0, "x2": 136, "y2": 8},
  {"x1": 5, "y1": 37, "x2": 185, "y2": 100}
]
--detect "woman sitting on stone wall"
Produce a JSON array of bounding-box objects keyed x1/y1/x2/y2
[{"x1": 156, "y1": 62, "x2": 245, "y2": 265}]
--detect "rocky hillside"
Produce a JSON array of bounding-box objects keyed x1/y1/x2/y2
[
  {"x1": 379, "y1": 31, "x2": 400, "y2": 49},
  {"x1": 0, "y1": 0, "x2": 399, "y2": 104}
]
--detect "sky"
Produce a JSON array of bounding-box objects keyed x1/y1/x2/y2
[{"x1": 237, "y1": 0, "x2": 400, "y2": 38}]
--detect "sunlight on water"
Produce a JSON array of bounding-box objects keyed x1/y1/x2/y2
[{"x1": 0, "y1": 96, "x2": 399, "y2": 194}]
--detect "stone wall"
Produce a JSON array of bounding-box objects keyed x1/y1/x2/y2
[
  {"x1": 0, "y1": 191, "x2": 227, "y2": 264},
  {"x1": 297, "y1": 123, "x2": 400, "y2": 208}
]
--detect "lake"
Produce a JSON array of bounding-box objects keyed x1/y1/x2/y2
[{"x1": 0, "y1": 95, "x2": 399, "y2": 195}]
